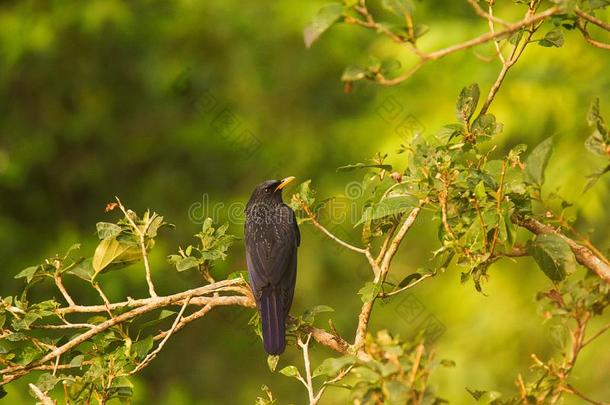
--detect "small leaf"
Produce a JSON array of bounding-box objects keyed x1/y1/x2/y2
[
  {"x1": 585, "y1": 131, "x2": 607, "y2": 157},
  {"x1": 92, "y1": 238, "x2": 131, "y2": 277},
  {"x1": 341, "y1": 65, "x2": 368, "y2": 82},
  {"x1": 69, "y1": 354, "x2": 85, "y2": 367},
  {"x1": 474, "y1": 181, "x2": 486, "y2": 201},
  {"x1": 267, "y1": 355, "x2": 279, "y2": 372},
  {"x1": 381, "y1": 0, "x2": 413, "y2": 16},
  {"x1": 584, "y1": 164, "x2": 610, "y2": 192},
  {"x1": 538, "y1": 28, "x2": 564, "y2": 47},
  {"x1": 34, "y1": 373, "x2": 60, "y2": 392},
  {"x1": 358, "y1": 282, "x2": 381, "y2": 303},
  {"x1": 67, "y1": 258, "x2": 94, "y2": 281},
  {"x1": 304, "y1": 3, "x2": 343, "y2": 48},
  {"x1": 303, "y1": 305, "x2": 334, "y2": 323},
  {"x1": 397, "y1": 272, "x2": 423, "y2": 288},
  {"x1": 384, "y1": 380, "x2": 409, "y2": 404},
  {"x1": 96, "y1": 222, "x2": 122, "y2": 239},
  {"x1": 456, "y1": 83, "x2": 480, "y2": 123},
  {"x1": 132, "y1": 335, "x2": 154, "y2": 360},
  {"x1": 466, "y1": 387, "x2": 487, "y2": 401},
  {"x1": 175, "y1": 256, "x2": 201, "y2": 272},
  {"x1": 587, "y1": 98, "x2": 608, "y2": 139},
  {"x1": 14, "y1": 266, "x2": 39, "y2": 283},
  {"x1": 355, "y1": 196, "x2": 418, "y2": 226},
  {"x1": 353, "y1": 366, "x2": 381, "y2": 382},
  {"x1": 312, "y1": 355, "x2": 356, "y2": 377},
  {"x1": 337, "y1": 162, "x2": 393, "y2": 172},
  {"x1": 279, "y1": 365, "x2": 301, "y2": 378},
  {"x1": 524, "y1": 136, "x2": 554, "y2": 185},
  {"x1": 529, "y1": 233, "x2": 577, "y2": 282},
  {"x1": 471, "y1": 113, "x2": 503, "y2": 138}
]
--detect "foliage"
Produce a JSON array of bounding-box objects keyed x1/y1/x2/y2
[{"x1": 2, "y1": 0, "x2": 610, "y2": 404}]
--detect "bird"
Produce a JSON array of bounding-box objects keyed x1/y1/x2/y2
[{"x1": 244, "y1": 176, "x2": 300, "y2": 355}]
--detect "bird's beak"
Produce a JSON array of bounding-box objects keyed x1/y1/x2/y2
[{"x1": 275, "y1": 176, "x2": 296, "y2": 191}]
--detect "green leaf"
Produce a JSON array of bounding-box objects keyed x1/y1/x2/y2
[
  {"x1": 175, "y1": 256, "x2": 201, "y2": 272},
  {"x1": 585, "y1": 131, "x2": 608, "y2": 157},
  {"x1": 538, "y1": 28, "x2": 564, "y2": 47},
  {"x1": 0, "y1": 385, "x2": 6, "y2": 399},
  {"x1": 290, "y1": 180, "x2": 316, "y2": 210},
  {"x1": 96, "y1": 222, "x2": 122, "y2": 239},
  {"x1": 384, "y1": 380, "x2": 409, "y2": 404},
  {"x1": 132, "y1": 335, "x2": 154, "y2": 360},
  {"x1": 587, "y1": 98, "x2": 608, "y2": 139},
  {"x1": 524, "y1": 136, "x2": 554, "y2": 185},
  {"x1": 584, "y1": 164, "x2": 610, "y2": 192},
  {"x1": 92, "y1": 238, "x2": 131, "y2": 276},
  {"x1": 353, "y1": 366, "x2": 381, "y2": 382},
  {"x1": 474, "y1": 180, "x2": 486, "y2": 201},
  {"x1": 312, "y1": 355, "x2": 356, "y2": 377},
  {"x1": 278, "y1": 365, "x2": 301, "y2": 378},
  {"x1": 341, "y1": 65, "x2": 368, "y2": 82},
  {"x1": 413, "y1": 23, "x2": 429, "y2": 39},
  {"x1": 69, "y1": 354, "x2": 85, "y2": 367},
  {"x1": 358, "y1": 282, "x2": 381, "y2": 303},
  {"x1": 356, "y1": 196, "x2": 418, "y2": 226},
  {"x1": 381, "y1": 0, "x2": 413, "y2": 16},
  {"x1": 466, "y1": 387, "x2": 486, "y2": 401},
  {"x1": 67, "y1": 258, "x2": 94, "y2": 281},
  {"x1": 267, "y1": 355, "x2": 279, "y2": 372},
  {"x1": 529, "y1": 233, "x2": 577, "y2": 282},
  {"x1": 304, "y1": 3, "x2": 343, "y2": 48},
  {"x1": 303, "y1": 305, "x2": 334, "y2": 323},
  {"x1": 139, "y1": 309, "x2": 177, "y2": 331},
  {"x1": 508, "y1": 29, "x2": 524, "y2": 45},
  {"x1": 337, "y1": 162, "x2": 393, "y2": 172},
  {"x1": 14, "y1": 266, "x2": 39, "y2": 283},
  {"x1": 34, "y1": 373, "x2": 59, "y2": 392},
  {"x1": 228, "y1": 270, "x2": 248, "y2": 280},
  {"x1": 471, "y1": 113, "x2": 503, "y2": 138},
  {"x1": 456, "y1": 83, "x2": 480, "y2": 123},
  {"x1": 146, "y1": 215, "x2": 167, "y2": 238}
]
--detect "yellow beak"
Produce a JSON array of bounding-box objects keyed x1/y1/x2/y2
[{"x1": 275, "y1": 176, "x2": 296, "y2": 191}]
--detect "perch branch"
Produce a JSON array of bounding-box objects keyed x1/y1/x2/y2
[{"x1": 512, "y1": 215, "x2": 610, "y2": 283}]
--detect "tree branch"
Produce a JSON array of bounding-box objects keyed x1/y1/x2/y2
[
  {"x1": 353, "y1": 204, "x2": 424, "y2": 351},
  {"x1": 512, "y1": 214, "x2": 610, "y2": 283}
]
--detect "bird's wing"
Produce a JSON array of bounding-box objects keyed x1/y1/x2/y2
[{"x1": 245, "y1": 206, "x2": 299, "y2": 306}]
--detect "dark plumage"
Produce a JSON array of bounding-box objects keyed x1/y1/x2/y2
[{"x1": 244, "y1": 177, "x2": 300, "y2": 355}]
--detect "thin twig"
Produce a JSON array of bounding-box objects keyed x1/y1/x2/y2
[
  {"x1": 29, "y1": 383, "x2": 55, "y2": 405},
  {"x1": 32, "y1": 323, "x2": 96, "y2": 330},
  {"x1": 379, "y1": 272, "x2": 435, "y2": 298},
  {"x1": 132, "y1": 296, "x2": 192, "y2": 374},
  {"x1": 302, "y1": 206, "x2": 368, "y2": 255},
  {"x1": 576, "y1": 20, "x2": 610, "y2": 50},
  {"x1": 115, "y1": 197, "x2": 158, "y2": 297},
  {"x1": 297, "y1": 334, "x2": 317, "y2": 405},
  {"x1": 575, "y1": 8, "x2": 610, "y2": 32},
  {"x1": 563, "y1": 383, "x2": 609, "y2": 405},
  {"x1": 467, "y1": 0, "x2": 510, "y2": 27},
  {"x1": 53, "y1": 273, "x2": 75, "y2": 307},
  {"x1": 583, "y1": 322, "x2": 610, "y2": 347}
]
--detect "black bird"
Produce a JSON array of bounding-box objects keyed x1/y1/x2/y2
[{"x1": 245, "y1": 177, "x2": 300, "y2": 355}]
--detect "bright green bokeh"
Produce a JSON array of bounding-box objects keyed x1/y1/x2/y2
[{"x1": 1, "y1": 1, "x2": 609, "y2": 403}]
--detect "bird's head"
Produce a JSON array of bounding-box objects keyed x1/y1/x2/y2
[{"x1": 246, "y1": 176, "x2": 296, "y2": 208}]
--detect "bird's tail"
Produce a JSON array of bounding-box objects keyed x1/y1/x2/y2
[{"x1": 260, "y1": 286, "x2": 286, "y2": 355}]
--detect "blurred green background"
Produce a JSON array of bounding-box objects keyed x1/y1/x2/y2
[{"x1": 1, "y1": 0, "x2": 610, "y2": 403}]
